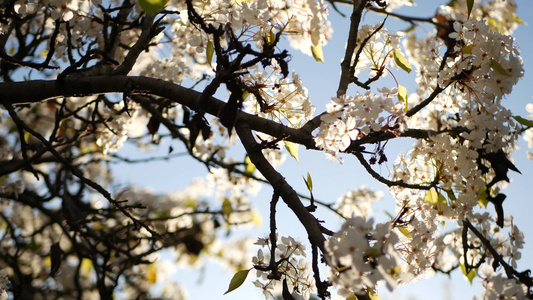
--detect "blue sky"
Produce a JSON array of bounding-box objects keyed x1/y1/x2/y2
[{"x1": 112, "y1": 1, "x2": 533, "y2": 299}]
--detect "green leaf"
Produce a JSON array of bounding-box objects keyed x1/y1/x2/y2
[
  {"x1": 459, "y1": 264, "x2": 477, "y2": 284},
  {"x1": 303, "y1": 171, "x2": 313, "y2": 192},
  {"x1": 513, "y1": 115, "x2": 533, "y2": 128},
  {"x1": 490, "y1": 59, "x2": 510, "y2": 76},
  {"x1": 244, "y1": 155, "x2": 256, "y2": 174},
  {"x1": 241, "y1": 90, "x2": 249, "y2": 101},
  {"x1": 367, "y1": 289, "x2": 381, "y2": 300},
  {"x1": 222, "y1": 198, "x2": 232, "y2": 218},
  {"x1": 284, "y1": 141, "x2": 299, "y2": 163},
  {"x1": 478, "y1": 186, "x2": 489, "y2": 207},
  {"x1": 311, "y1": 43, "x2": 324, "y2": 63},
  {"x1": 397, "y1": 84, "x2": 408, "y2": 112},
  {"x1": 138, "y1": 0, "x2": 169, "y2": 15},
  {"x1": 401, "y1": 24, "x2": 417, "y2": 34},
  {"x1": 513, "y1": 13, "x2": 525, "y2": 25},
  {"x1": 392, "y1": 49, "x2": 411, "y2": 73},
  {"x1": 466, "y1": 0, "x2": 474, "y2": 19},
  {"x1": 461, "y1": 44, "x2": 474, "y2": 55},
  {"x1": 424, "y1": 188, "x2": 438, "y2": 206},
  {"x1": 206, "y1": 41, "x2": 214, "y2": 67},
  {"x1": 423, "y1": 188, "x2": 448, "y2": 212},
  {"x1": 346, "y1": 293, "x2": 358, "y2": 300},
  {"x1": 265, "y1": 31, "x2": 276, "y2": 46},
  {"x1": 397, "y1": 226, "x2": 411, "y2": 238},
  {"x1": 224, "y1": 269, "x2": 250, "y2": 295}
]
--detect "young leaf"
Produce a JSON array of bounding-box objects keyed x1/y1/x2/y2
[
  {"x1": 224, "y1": 269, "x2": 250, "y2": 295},
  {"x1": 206, "y1": 41, "x2": 214, "y2": 67},
  {"x1": 466, "y1": 0, "x2": 474, "y2": 19},
  {"x1": 244, "y1": 155, "x2": 256, "y2": 174},
  {"x1": 367, "y1": 289, "x2": 381, "y2": 300},
  {"x1": 397, "y1": 226, "x2": 411, "y2": 238},
  {"x1": 424, "y1": 188, "x2": 449, "y2": 213},
  {"x1": 346, "y1": 293, "x2": 358, "y2": 300},
  {"x1": 138, "y1": 0, "x2": 169, "y2": 15},
  {"x1": 241, "y1": 90, "x2": 250, "y2": 101},
  {"x1": 222, "y1": 198, "x2": 232, "y2": 218},
  {"x1": 400, "y1": 24, "x2": 416, "y2": 34},
  {"x1": 478, "y1": 186, "x2": 489, "y2": 207},
  {"x1": 513, "y1": 115, "x2": 533, "y2": 128},
  {"x1": 304, "y1": 171, "x2": 313, "y2": 192},
  {"x1": 285, "y1": 141, "x2": 299, "y2": 163},
  {"x1": 490, "y1": 59, "x2": 510, "y2": 76},
  {"x1": 311, "y1": 43, "x2": 324, "y2": 63},
  {"x1": 459, "y1": 264, "x2": 477, "y2": 284},
  {"x1": 461, "y1": 44, "x2": 474, "y2": 55},
  {"x1": 513, "y1": 13, "x2": 525, "y2": 25},
  {"x1": 265, "y1": 31, "x2": 276, "y2": 46},
  {"x1": 80, "y1": 258, "x2": 93, "y2": 276},
  {"x1": 397, "y1": 84, "x2": 408, "y2": 112},
  {"x1": 393, "y1": 49, "x2": 412, "y2": 73},
  {"x1": 423, "y1": 188, "x2": 439, "y2": 206},
  {"x1": 146, "y1": 263, "x2": 157, "y2": 284}
]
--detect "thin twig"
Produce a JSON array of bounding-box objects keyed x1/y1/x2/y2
[
  {"x1": 354, "y1": 150, "x2": 432, "y2": 190},
  {"x1": 337, "y1": 0, "x2": 368, "y2": 97},
  {"x1": 464, "y1": 219, "x2": 533, "y2": 287}
]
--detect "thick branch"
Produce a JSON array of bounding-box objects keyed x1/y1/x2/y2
[
  {"x1": 0, "y1": 76, "x2": 317, "y2": 149},
  {"x1": 234, "y1": 120, "x2": 327, "y2": 254}
]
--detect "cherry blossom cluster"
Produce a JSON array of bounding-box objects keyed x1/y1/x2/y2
[
  {"x1": 149, "y1": 0, "x2": 331, "y2": 84},
  {"x1": 94, "y1": 102, "x2": 146, "y2": 155},
  {"x1": 392, "y1": 134, "x2": 484, "y2": 221},
  {"x1": 434, "y1": 213, "x2": 525, "y2": 273},
  {"x1": 314, "y1": 89, "x2": 402, "y2": 159},
  {"x1": 437, "y1": 16, "x2": 523, "y2": 98},
  {"x1": 325, "y1": 216, "x2": 402, "y2": 295},
  {"x1": 243, "y1": 68, "x2": 316, "y2": 129},
  {"x1": 404, "y1": 12, "x2": 523, "y2": 122},
  {"x1": 438, "y1": 0, "x2": 520, "y2": 36},
  {"x1": 170, "y1": 0, "x2": 331, "y2": 52},
  {"x1": 252, "y1": 236, "x2": 316, "y2": 300},
  {"x1": 206, "y1": 167, "x2": 261, "y2": 223},
  {"x1": 403, "y1": 15, "x2": 524, "y2": 152},
  {"x1": 335, "y1": 186, "x2": 384, "y2": 218},
  {"x1": 476, "y1": 264, "x2": 527, "y2": 299},
  {"x1": 351, "y1": 23, "x2": 404, "y2": 77}
]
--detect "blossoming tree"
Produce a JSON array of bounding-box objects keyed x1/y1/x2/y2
[{"x1": 0, "y1": 0, "x2": 532, "y2": 299}]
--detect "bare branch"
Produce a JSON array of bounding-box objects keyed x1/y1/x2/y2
[{"x1": 337, "y1": 0, "x2": 368, "y2": 97}]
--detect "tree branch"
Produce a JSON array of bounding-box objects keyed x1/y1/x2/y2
[
  {"x1": 337, "y1": 0, "x2": 368, "y2": 97},
  {"x1": 112, "y1": 15, "x2": 159, "y2": 75},
  {"x1": 464, "y1": 219, "x2": 533, "y2": 288},
  {"x1": 234, "y1": 120, "x2": 327, "y2": 254},
  {"x1": 0, "y1": 76, "x2": 317, "y2": 149}
]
